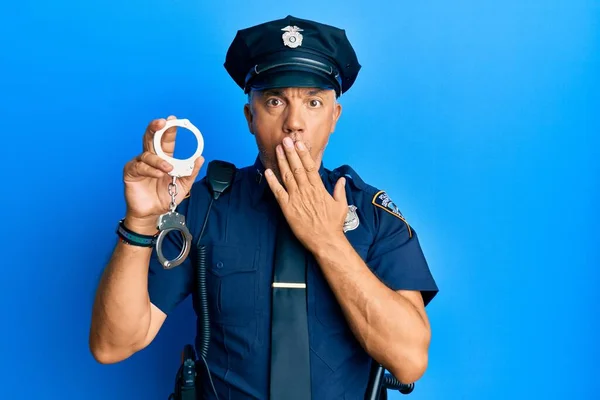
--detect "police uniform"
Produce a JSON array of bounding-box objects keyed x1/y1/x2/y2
[{"x1": 146, "y1": 15, "x2": 438, "y2": 400}]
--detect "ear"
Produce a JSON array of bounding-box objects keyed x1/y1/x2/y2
[
  {"x1": 330, "y1": 101, "x2": 342, "y2": 133},
  {"x1": 243, "y1": 103, "x2": 254, "y2": 135}
]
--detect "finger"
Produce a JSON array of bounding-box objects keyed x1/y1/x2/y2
[
  {"x1": 138, "y1": 151, "x2": 174, "y2": 173},
  {"x1": 124, "y1": 159, "x2": 166, "y2": 180},
  {"x1": 142, "y1": 115, "x2": 178, "y2": 156},
  {"x1": 294, "y1": 140, "x2": 322, "y2": 186},
  {"x1": 160, "y1": 115, "x2": 179, "y2": 157},
  {"x1": 265, "y1": 168, "x2": 289, "y2": 204},
  {"x1": 281, "y1": 137, "x2": 310, "y2": 188},
  {"x1": 275, "y1": 144, "x2": 298, "y2": 193},
  {"x1": 179, "y1": 156, "x2": 205, "y2": 192},
  {"x1": 142, "y1": 118, "x2": 166, "y2": 153},
  {"x1": 333, "y1": 177, "x2": 347, "y2": 204}
]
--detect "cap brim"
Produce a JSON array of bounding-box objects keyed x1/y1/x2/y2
[{"x1": 247, "y1": 68, "x2": 339, "y2": 95}]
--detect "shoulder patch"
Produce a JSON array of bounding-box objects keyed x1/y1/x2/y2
[{"x1": 372, "y1": 190, "x2": 412, "y2": 238}]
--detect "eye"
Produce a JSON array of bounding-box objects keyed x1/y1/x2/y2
[
  {"x1": 266, "y1": 98, "x2": 283, "y2": 107},
  {"x1": 308, "y1": 99, "x2": 323, "y2": 108}
]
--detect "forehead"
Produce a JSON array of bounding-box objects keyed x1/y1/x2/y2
[{"x1": 253, "y1": 87, "x2": 334, "y2": 98}]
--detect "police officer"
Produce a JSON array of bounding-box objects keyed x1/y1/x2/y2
[{"x1": 90, "y1": 15, "x2": 439, "y2": 399}]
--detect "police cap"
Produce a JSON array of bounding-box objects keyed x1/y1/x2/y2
[{"x1": 224, "y1": 15, "x2": 361, "y2": 97}]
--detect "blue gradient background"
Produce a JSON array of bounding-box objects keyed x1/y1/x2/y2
[{"x1": 1, "y1": 1, "x2": 598, "y2": 399}]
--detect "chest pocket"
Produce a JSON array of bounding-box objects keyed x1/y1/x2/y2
[{"x1": 206, "y1": 243, "x2": 259, "y2": 327}]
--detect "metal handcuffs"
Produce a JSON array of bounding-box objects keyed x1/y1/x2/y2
[{"x1": 152, "y1": 118, "x2": 204, "y2": 269}]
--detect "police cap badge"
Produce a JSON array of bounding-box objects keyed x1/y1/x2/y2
[{"x1": 281, "y1": 25, "x2": 304, "y2": 48}]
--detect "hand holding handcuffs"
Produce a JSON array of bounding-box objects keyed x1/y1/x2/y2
[{"x1": 152, "y1": 118, "x2": 204, "y2": 269}]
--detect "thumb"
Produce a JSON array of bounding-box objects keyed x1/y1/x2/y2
[{"x1": 333, "y1": 177, "x2": 347, "y2": 204}]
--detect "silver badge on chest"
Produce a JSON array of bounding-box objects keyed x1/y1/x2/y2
[
  {"x1": 343, "y1": 205, "x2": 360, "y2": 233},
  {"x1": 281, "y1": 25, "x2": 304, "y2": 48}
]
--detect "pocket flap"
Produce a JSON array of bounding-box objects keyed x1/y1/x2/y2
[{"x1": 209, "y1": 244, "x2": 258, "y2": 277}]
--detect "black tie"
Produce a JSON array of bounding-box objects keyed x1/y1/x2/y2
[{"x1": 269, "y1": 215, "x2": 312, "y2": 400}]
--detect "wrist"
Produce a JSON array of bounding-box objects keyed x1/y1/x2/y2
[
  {"x1": 123, "y1": 215, "x2": 159, "y2": 235},
  {"x1": 311, "y1": 232, "x2": 349, "y2": 261}
]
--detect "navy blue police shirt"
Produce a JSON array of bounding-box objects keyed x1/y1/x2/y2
[{"x1": 147, "y1": 156, "x2": 439, "y2": 399}]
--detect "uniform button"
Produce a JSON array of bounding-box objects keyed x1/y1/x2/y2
[{"x1": 216, "y1": 261, "x2": 224, "y2": 268}]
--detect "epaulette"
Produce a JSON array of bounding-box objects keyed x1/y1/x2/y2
[
  {"x1": 331, "y1": 165, "x2": 378, "y2": 196},
  {"x1": 331, "y1": 164, "x2": 412, "y2": 236}
]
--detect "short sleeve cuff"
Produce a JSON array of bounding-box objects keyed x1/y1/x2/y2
[{"x1": 368, "y1": 231, "x2": 439, "y2": 307}]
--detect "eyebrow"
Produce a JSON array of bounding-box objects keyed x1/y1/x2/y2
[{"x1": 260, "y1": 88, "x2": 327, "y2": 98}]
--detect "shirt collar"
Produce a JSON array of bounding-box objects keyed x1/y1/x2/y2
[{"x1": 249, "y1": 154, "x2": 328, "y2": 207}]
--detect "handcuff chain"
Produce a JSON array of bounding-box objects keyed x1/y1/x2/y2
[{"x1": 168, "y1": 175, "x2": 178, "y2": 212}]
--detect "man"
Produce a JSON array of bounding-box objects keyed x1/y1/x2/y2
[{"x1": 89, "y1": 15, "x2": 439, "y2": 399}]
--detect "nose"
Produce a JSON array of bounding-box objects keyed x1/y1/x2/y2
[{"x1": 282, "y1": 102, "x2": 305, "y2": 135}]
